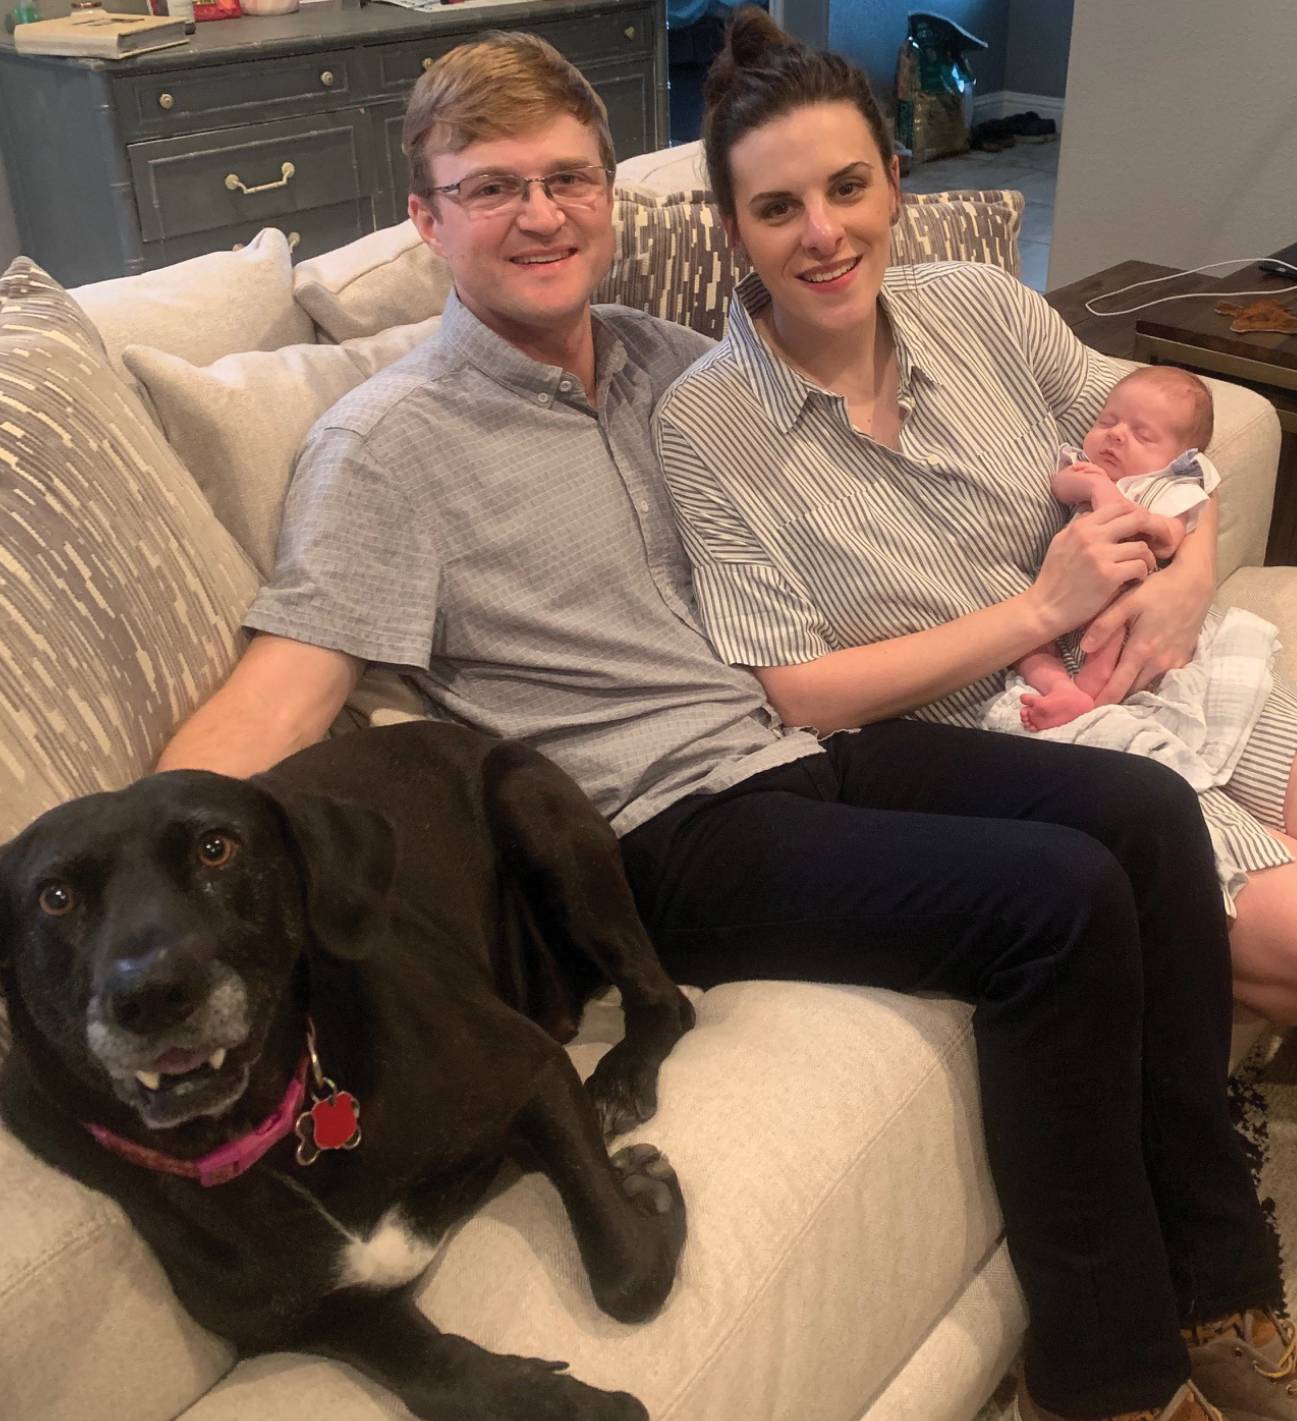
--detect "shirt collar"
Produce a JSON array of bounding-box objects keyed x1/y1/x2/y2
[
  {"x1": 438, "y1": 289, "x2": 627, "y2": 408},
  {"x1": 727, "y1": 269, "x2": 942, "y2": 435}
]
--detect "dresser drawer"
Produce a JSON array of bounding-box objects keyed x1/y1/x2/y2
[
  {"x1": 115, "y1": 51, "x2": 362, "y2": 140},
  {"x1": 367, "y1": 7, "x2": 653, "y2": 97},
  {"x1": 129, "y1": 112, "x2": 371, "y2": 242},
  {"x1": 140, "y1": 201, "x2": 373, "y2": 271}
]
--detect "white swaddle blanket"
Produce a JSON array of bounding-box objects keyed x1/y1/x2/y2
[{"x1": 981, "y1": 606, "x2": 1281, "y2": 906}]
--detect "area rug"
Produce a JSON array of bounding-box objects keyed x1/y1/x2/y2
[{"x1": 974, "y1": 1028, "x2": 1297, "y2": 1420}]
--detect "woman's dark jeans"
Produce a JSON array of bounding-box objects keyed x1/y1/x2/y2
[{"x1": 620, "y1": 719, "x2": 1280, "y2": 1417}]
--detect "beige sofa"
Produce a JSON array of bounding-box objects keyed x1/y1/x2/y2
[{"x1": 0, "y1": 148, "x2": 1291, "y2": 1421}]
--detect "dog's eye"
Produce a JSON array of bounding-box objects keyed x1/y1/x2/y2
[
  {"x1": 197, "y1": 833, "x2": 238, "y2": 868},
  {"x1": 38, "y1": 883, "x2": 76, "y2": 917}
]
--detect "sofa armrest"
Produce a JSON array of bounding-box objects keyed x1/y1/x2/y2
[
  {"x1": 0, "y1": 1127, "x2": 232, "y2": 1421},
  {"x1": 1202, "y1": 377, "x2": 1282, "y2": 582}
]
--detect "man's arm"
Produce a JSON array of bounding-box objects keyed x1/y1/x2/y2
[{"x1": 156, "y1": 634, "x2": 364, "y2": 777}]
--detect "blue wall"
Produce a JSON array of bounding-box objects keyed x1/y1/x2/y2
[{"x1": 827, "y1": 1, "x2": 1009, "y2": 107}]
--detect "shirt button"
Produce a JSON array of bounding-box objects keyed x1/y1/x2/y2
[
  {"x1": 537, "y1": 392, "x2": 550, "y2": 405},
  {"x1": 559, "y1": 380, "x2": 572, "y2": 392},
  {"x1": 637, "y1": 499, "x2": 650, "y2": 513}
]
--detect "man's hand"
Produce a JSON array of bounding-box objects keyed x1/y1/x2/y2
[{"x1": 1084, "y1": 553, "x2": 1213, "y2": 705}]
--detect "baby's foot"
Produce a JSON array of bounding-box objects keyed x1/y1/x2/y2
[{"x1": 1020, "y1": 685, "x2": 1096, "y2": 731}]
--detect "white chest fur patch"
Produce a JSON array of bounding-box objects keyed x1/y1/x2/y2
[{"x1": 338, "y1": 1208, "x2": 439, "y2": 1291}]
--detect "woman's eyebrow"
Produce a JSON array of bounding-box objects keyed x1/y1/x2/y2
[{"x1": 747, "y1": 160, "x2": 875, "y2": 207}]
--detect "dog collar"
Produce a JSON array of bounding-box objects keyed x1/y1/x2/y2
[{"x1": 85, "y1": 1052, "x2": 311, "y2": 1188}]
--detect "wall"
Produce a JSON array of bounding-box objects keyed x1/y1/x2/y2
[
  {"x1": 1003, "y1": 0, "x2": 1071, "y2": 99},
  {"x1": 827, "y1": 0, "x2": 1007, "y2": 109},
  {"x1": 1050, "y1": 0, "x2": 1297, "y2": 288}
]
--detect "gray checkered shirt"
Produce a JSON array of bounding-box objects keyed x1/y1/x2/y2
[{"x1": 245, "y1": 292, "x2": 820, "y2": 834}]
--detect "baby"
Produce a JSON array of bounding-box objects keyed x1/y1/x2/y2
[{"x1": 1017, "y1": 365, "x2": 1218, "y2": 731}]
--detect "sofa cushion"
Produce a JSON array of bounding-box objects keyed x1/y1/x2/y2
[
  {"x1": 293, "y1": 184, "x2": 1023, "y2": 345},
  {"x1": 176, "y1": 983, "x2": 1000, "y2": 1421},
  {"x1": 68, "y1": 229, "x2": 312, "y2": 385},
  {"x1": 294, "y1": 220, "x2": 455, "y2": 344},
  {"x1": 122, "y1": 317, "x2": 441, "y2": 579},
  {"x1": 893, "y1": 189, "x2": 1024, "y2": 279},
  {"x1": 0, "y1": 258, "x2": 261, "y2": 839},
  {"x1": 0, "y1": 1127, "x2": 235, "y2": 1421}
]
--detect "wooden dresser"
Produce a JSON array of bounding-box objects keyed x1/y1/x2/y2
[{"x1": 0, "y1": 0, "x2": 664, "y2": 285}]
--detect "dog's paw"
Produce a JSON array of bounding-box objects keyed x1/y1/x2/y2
[
  {"x1": 610, "y1": 1142, "x2": 678, "y2": 1218},
  {"x1": 585, "y1": 1044, "x2": 659, "y2": 1138},
  {"x1": 453, "y1": 1352, "x2": 648, "y2": 1421},
  {"x1": 587, "y1": 1142, "x2": 687, "y2": 1324}
]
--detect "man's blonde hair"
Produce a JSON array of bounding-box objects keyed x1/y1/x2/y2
[{"x1": 402, "y1": 32, "x2": 616, "y2": 200}]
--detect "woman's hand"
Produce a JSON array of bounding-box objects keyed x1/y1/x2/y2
[
  {"x1": 1028, "y1": 503, "x2": 1158, "y2": 640},
  {"x1": 1082, "y1": 551, "x2": 1214, "y2": 704}
]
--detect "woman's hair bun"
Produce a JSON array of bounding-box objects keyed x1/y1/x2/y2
[
  {"x1": 704, "y1": 6, "x2": 792, "y2": 109},
  {"x1": 726, "y1": 6, "x2": 794, "y2": 68}
]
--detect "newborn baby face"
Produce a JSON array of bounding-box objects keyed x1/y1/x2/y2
[{"x1": 1082, "y1": 376, "x2": 1192, "y2": 481}]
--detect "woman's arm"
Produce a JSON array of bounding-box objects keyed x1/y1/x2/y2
[
  {"x1": 757, "y1": 503, "x2": 1158, "y2": 732},
  {"x1": 1082, "y1": 495, "x2": 1218, "y2": 705}
]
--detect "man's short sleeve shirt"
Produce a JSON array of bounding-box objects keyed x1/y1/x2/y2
[{"x1": 245, "y1": 293, "x2": 820, "y2": 834}]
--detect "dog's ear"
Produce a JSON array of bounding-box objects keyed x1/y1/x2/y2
[{"x1": 259, "y1": 787, "x2": 397, "y2": 961}]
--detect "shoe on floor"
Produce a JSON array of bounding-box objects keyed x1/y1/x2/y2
[
  {"x1": 1013, "y1": 1379, "x2": 1224, "y2": 1421},
  {"x1": 1004, "y1": 109, "x2": 1058, "y2": 142},
  {"x1": 971, "y1": 117, "x2": 1017, "y2": 151},
  {"x1": 1189, "y1": 1310, "x2": 1297, "y2": 1419}
]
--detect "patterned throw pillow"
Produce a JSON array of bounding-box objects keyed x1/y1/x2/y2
[
  {"x1": 0, "y1": 260, "x2": 261, "y2": 837},
  {"x1": 597, "y1": 186, "x2": 1024, "y2": 339},
  {"x1": 894, "y1": 189, "x2": 1025, "y2": 277}
]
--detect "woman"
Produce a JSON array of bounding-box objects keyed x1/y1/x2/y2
[
  {"x1": 654, "y1": 17, "x2": 1297, "y2": 1033},
  {"x1": 647, "y1": 9, "x2": 1297, "y2": 1419}
]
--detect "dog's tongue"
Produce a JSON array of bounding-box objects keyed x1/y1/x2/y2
[{"x1": 153, "y1": 1047, "x2": 209, "y2": 1075}]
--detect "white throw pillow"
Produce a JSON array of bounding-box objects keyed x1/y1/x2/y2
[
  {"x1": 123, "y1": 317, "x2": 441, "y2": 579},
  {"x1": 70, "y1": 229, "x2": 314, "y2": 385},
  {"x1": 293, "y1": 220, "x2": 451, "y2": 344}
]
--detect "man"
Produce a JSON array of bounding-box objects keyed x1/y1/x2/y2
[{"x1": 158, "y1": 31, "x2": 1294, "y2": 1421}]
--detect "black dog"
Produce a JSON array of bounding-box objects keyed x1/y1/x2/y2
[{"x1": 0, "y1": 721, "x2": 694, "y2": 1420}]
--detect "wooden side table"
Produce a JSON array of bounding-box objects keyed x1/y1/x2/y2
[{"x1": 1046, "y1": 259, "x2": 1297, "y2": 565}]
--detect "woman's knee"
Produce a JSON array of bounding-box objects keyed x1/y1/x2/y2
[{"x1": 988, "y1": 827, "x2": 1141, "y2": 988}]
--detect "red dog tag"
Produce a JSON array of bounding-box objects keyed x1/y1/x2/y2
[
  {"x1": 294, "y1": 1024, "x2": 362, "y2": 1166},
  {"x1": 295, "y1": 1087, "x2": 361, "y2": 1165}
]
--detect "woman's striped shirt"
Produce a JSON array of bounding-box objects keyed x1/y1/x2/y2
[{"x1": 653, "y1": 261, "x2": 1127, "y2": 728}]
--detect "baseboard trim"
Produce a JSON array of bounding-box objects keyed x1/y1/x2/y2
[{"x1": 971, "y1": 90, "x2": 1066, "y2": 129}]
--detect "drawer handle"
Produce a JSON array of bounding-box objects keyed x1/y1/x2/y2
[
  {"x1": 224, "y1": 161, "x2": 296, "y2": 195},
  {"x1": 158, "y1": 91, "x2": 174, "y2": 110},
  {"x1": 624, "y1": 24, "x2": 636, "y2": 38},
  {"x1": 320, "y1": 69, "x2": 336, "y2": 88},
  {"x1": 421, "y1": 56, "x2": 434, "y2": 71}
]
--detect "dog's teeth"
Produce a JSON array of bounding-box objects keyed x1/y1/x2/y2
[
  {"x1": 136, "y1": 1071, "x2": 162, "y2": 1091},
  {"x1": 207, "y1": 1048, "x2": 227, "y2": 1071}
]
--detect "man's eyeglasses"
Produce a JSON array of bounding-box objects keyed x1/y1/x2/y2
[{"x1": 428, "y1": 164, "x2": 614, "y2": 218}]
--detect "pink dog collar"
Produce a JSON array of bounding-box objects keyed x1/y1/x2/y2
[{"x1": 86, "y1": 1053, "x2": 309, "y2": 1188}]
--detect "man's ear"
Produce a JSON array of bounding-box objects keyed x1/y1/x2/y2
[
  {"x1": 258, "y1": 786, "x2": 397, "y2": 962},
  {"x1": 409, "y1": 193, "x2": 446, "y2": 259}
]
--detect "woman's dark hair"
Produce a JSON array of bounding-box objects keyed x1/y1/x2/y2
[{"x1": 703, "y1": 7, "x2": 894, "y2": 221}]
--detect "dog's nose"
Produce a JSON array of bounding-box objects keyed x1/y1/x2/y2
[{"x1": 103, "y1": 949, "x2": 207, "y2": 1036}]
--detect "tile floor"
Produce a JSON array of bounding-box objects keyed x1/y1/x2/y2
[{"x1": 902, "y1": 140, "x2": 1060, "y2": 293}]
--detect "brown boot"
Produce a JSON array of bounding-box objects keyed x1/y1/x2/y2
[
  {"x1": 1188, "y1": 1309, "x2": 1297, "y2": 1419},
  {"x1": 1013, "y1": 1380, "x2": 1224, "y2": 1421}
]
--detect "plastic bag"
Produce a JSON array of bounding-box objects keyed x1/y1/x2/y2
[{"x1": 896, "y1": 11, "x2": 988, "y2": 164}]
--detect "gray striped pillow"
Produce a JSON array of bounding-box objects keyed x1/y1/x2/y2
[
  {"x1": 0, "y1": 258, "x2": 262, "y2": 850},
  {"x1": 597, "y1": 187, "x2": 1024, "y2": 339}
]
